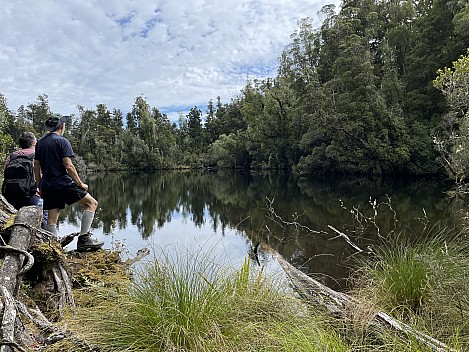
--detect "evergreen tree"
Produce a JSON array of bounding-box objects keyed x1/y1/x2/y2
[
  {"x1": 26, "y1": 94, "x2": 50, "y2": 134},
  {"x1": 75, "y1": 105, "x2": 98, "y2": 161},
  {"x1": 204, "y1": 99, "x2": 218, "y2": 145},
  {"x1": 187, "y1": 106, "x2": 203, "y2": 151}
]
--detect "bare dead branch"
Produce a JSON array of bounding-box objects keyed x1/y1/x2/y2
[
  {"x1": 327, "y1": 225, "x2": 364, "y2": 253},
  {"x1": 58, "y1": 264, "x2": 75, "y2": 309},
  {"x1": 0, "y1": 285, "x2": 17, "y2": 352},
  {"x1": 265, "y1": 197, "x2": 327, "y2": 235}
]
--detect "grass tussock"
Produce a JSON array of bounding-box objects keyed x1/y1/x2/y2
[
  {"x1": 60, "y1": 246, "x2": 348, "y2": 352},
  {"x1": 350, "y1": 228, "x2": 469, "y2": 350}
]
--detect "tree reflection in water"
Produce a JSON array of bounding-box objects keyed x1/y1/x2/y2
[{"x1": 58, "y1": 171, "x2": 462, "y2": 290}]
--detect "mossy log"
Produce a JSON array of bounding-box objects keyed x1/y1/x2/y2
[
  {"x1": 270, "y1": 247, "x2": 456, "y2": 352},
  {"x1": 0, "y1": 205, "x2": 42, "y2": 352},
  {"x1": 0, "y1": 204, "x2": 74, "y2": 351},
  {"x1": 0, "y1": 197, "x2": 150, "y2": 352}
]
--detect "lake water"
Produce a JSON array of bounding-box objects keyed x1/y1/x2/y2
[{"x1": 57, "y1": 171, "x2": 467, "y2": 290}]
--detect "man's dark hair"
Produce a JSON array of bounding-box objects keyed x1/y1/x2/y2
[{"x1": 18, "y1": 132, "x2": 36, "y2": 149}]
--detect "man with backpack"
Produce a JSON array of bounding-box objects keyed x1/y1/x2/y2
[
  {"x1": 34, "y1": 113, "x2": 104, "y2": 252},
  {"x1": 2, "y1": 132, "x2": 47, "y2": 227}
]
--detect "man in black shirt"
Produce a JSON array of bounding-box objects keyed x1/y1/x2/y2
[{"x1": 34, "y1": 114, "x2": 103, "y2": 252}]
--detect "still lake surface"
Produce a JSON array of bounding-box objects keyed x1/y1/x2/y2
[{"x1": 58, "y1": 171, "x2": 467, "y2": 290}]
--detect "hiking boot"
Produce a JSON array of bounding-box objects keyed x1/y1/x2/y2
[{"x1": 76, "y1": 233, "x2": 104, "y2": 252}]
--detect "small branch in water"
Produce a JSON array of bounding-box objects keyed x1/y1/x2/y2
[
  {"x1": 234, "y1": 216, "x2": 250, "y2": 228},
  {"x1": 265, "y1": 197, "x2": 327, "y2": 235},
  {"x1": 127, "y1": 247, "x2": 151, "y2": 266},
  {"x1": 266, "y1": 197, "x2": 368, "y2": 253},
  {"x1": 327, "y1": 225, "x2": 366, "y2": 253}
]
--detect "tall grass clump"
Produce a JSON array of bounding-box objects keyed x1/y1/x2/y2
[
  {"x1": 77, "y1": 245, "x2": 348, "y2": 352},
  {"x1": 351, "y1": 228, "x2": 469, "y2": 348}
]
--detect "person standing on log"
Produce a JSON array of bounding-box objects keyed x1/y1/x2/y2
[
  {"x1": 2, "y1": 131, "x2": 48, "y2": 228},
  {"x1": 33, "y1": 113, "x2": 104, "y2": 252}
]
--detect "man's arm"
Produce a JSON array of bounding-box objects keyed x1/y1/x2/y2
[
  {"x1": 63, "y1": 157, "x2": 88, "y2": 191},
  {"x1": 34, "y1": 160, "x2": 42, "y2": 188}
]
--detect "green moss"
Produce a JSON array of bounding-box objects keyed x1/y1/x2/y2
[
  {"x1": 67, "y1": 250, "x2": 130, "y2": 290},
  {"x1": 31, "y1": 242, "x2": 67, "y2": 266}
]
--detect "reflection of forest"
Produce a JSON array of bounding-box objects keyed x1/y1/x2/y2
[{"x1": 60, "y1": 171, "x2": 461, "y2": 289}]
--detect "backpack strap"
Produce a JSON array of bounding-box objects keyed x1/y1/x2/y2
[{"x1": 9, "y1": 153, "x2": 35, "y2": 161}]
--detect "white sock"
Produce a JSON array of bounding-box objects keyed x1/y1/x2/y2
[
  {"x1": 45, "y1": 224, "x2": 57, "y2": 236},
  {"x1": 80, "y1": 210, "x2": 95, "y2": 235}
]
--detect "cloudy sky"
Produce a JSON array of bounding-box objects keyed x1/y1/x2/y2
[{"x1": 1, "y1": 0, "x2": 339, "y2": 121}]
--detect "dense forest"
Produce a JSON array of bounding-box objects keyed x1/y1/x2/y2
[{"x1": 1, "y1": 0, "x2": 469, "y2": 180}]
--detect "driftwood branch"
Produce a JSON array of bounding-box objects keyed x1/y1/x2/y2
[
  {"x1": 269, "y1": 247, "x2": 456, "y2": 352},
  {"x1": 127, "y1": 247, "x2": 151, "y2": 266},
  {"x1": 51, "y1": 267, "x2": 66, "y2": 318},
  {"x1": 59, "y1": 264, "x2": 75, "y2": 309},
  {"x1": 0, "y1": 285, "x2": 17, "y2": 352},
  {"x1": 0, "y1": 196, "x2": 16, "y2": 216},
  {"x1": 15, "y1": 301, "x2": 55, "y2": 334},
  {"x1": 0, "y1": 247, "x2": 34, "y2": 277}
]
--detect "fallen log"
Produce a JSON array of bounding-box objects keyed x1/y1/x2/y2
[
  {"x1": 0, "y1": 205, "x2": 77, "y2": 351},
  {"x1": 0, "y1": 206, "x2": 42, "y2": 352},
  {"x1": 0, "y1": 206, "x2": 42, "y2": 292},
  {"x1": 269, "y1": 247, "x2": 456, "y2": 352}
]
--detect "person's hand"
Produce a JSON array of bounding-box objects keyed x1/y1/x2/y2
[
  {"x1": 37, "y1": 188, "x2": 42, "y2": 197},
  {"x1": 79, "y1": 183, "x2": 89, "y2": 191}
]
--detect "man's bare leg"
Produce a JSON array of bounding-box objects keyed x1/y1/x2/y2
[
  {"x1": 45, "y1": 208, "x2": 60, "y2": 236},
  {"x1": 77, "y1": 194, "x2": 98, "y2": 235}
]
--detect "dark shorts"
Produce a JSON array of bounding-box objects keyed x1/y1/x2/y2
[
  {"x1": 42, "y1": 184, "x2": 88, "y2": 210},
  {"x1": 6, "y1": 194, "x2": 39, "y2": 210}
]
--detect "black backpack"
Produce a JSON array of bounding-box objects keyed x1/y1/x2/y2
[{"x1": 2, "y1": 153, "x2": 36, "y2": 199}]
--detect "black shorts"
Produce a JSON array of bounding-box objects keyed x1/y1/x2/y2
[{"x1": 42, "y1": 184, "x2": 88, "y2": 210}]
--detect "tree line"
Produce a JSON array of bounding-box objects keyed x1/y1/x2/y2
[{"x1": 1, "y1": 0, "x2": 469, "y2": 180}]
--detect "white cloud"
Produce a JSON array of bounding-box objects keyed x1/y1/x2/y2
[{"x1": 0, "y1": 0, "x2": 339, "y2": 118}]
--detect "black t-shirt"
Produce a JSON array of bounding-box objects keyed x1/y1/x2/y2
[{"x1": 35, "y1": 133, "x2": 74, "y2": 190}]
